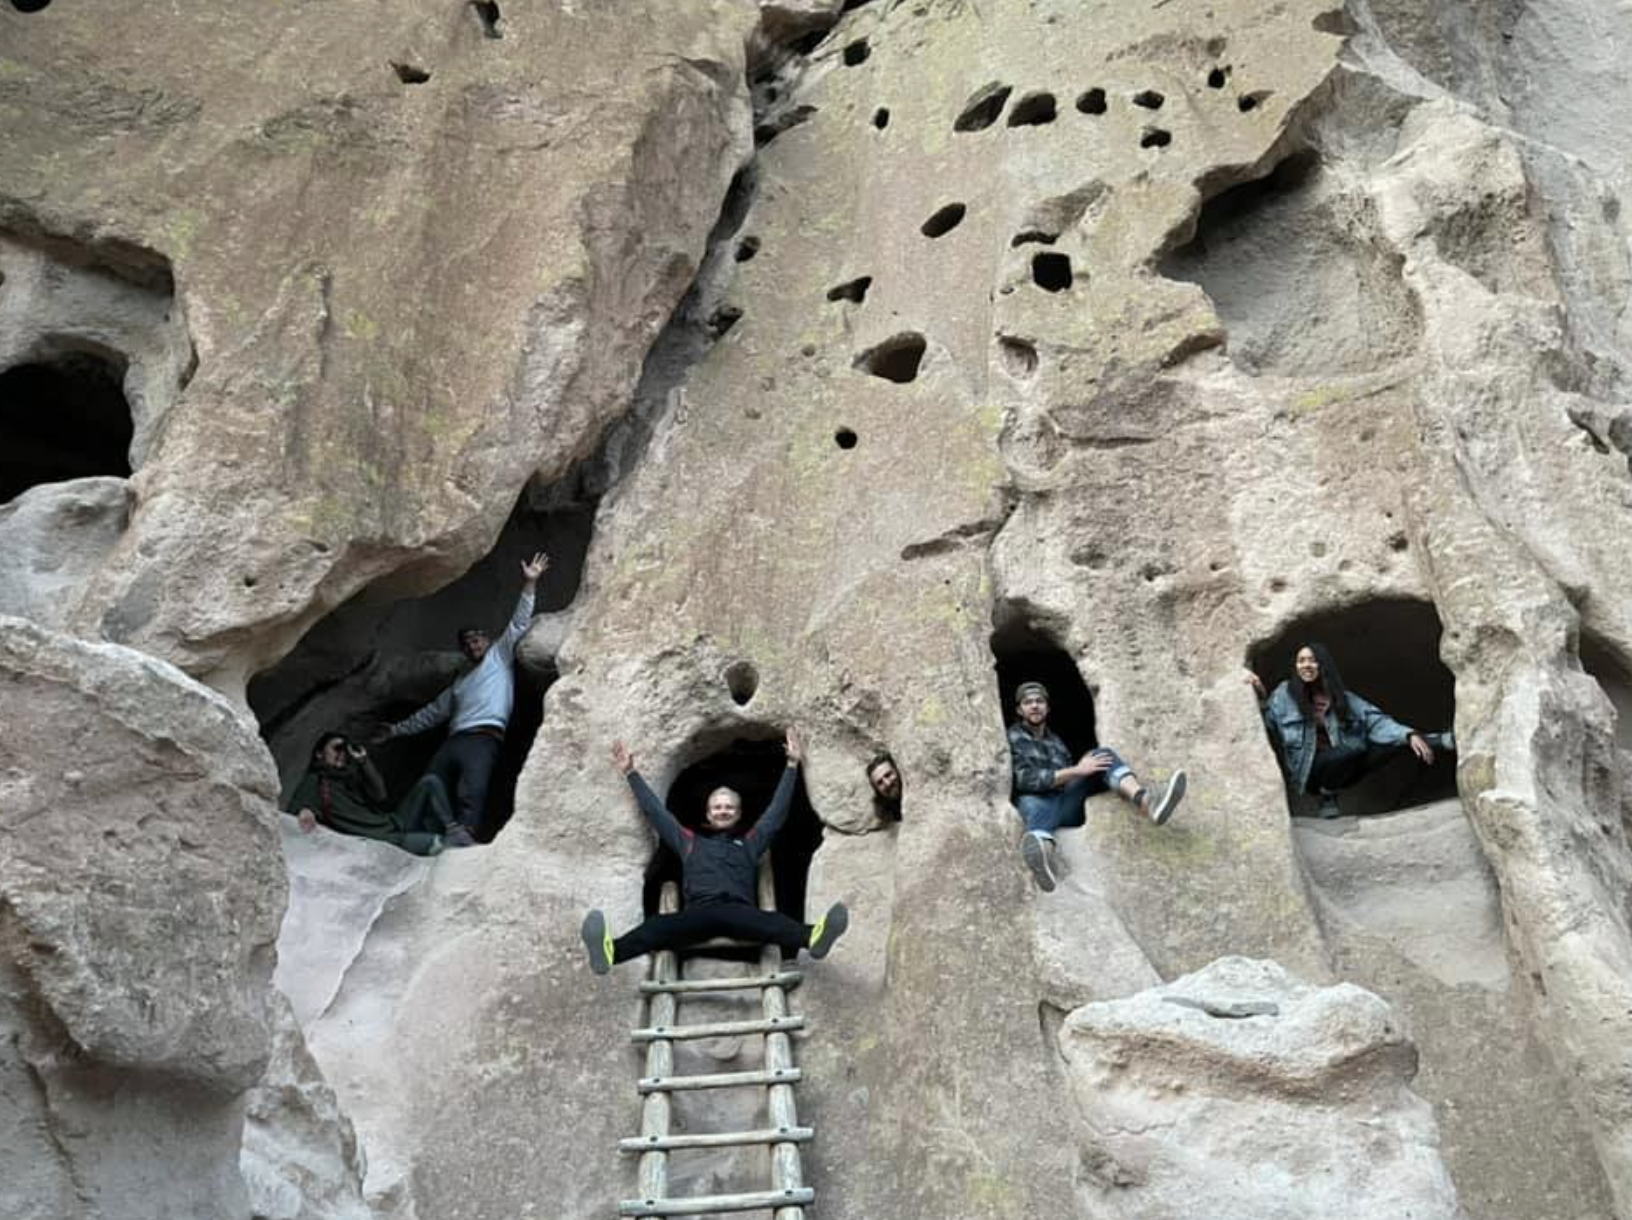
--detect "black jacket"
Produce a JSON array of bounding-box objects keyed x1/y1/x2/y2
[{"x1": 627, "y1": 766, "x2": 796, "y2": 906}]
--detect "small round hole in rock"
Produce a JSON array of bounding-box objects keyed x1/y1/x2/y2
[
  {"x1": 1075, "y1": 88, "x2": 1107, "y2": 115},
  {"x1": 1133, "y1": 89, "x2": 1165, "y2": 109},
  {"x1": 1141, "y1": 128, "x2": 1172, "y2": 149},
  {"x1": 390, "y1": 61, "x2": 432, "y2": 84},
  {"x1": 1239, "y1": 91, "x2": 1272, "y2": 112},
  {"x1": 735, "y1": 236, "x2": 761, "y2": 262},
  {"x1": 826, "y1": 276, "x2": 872, "y2": 303},
  {"x1": 470, "y1": 0, "x2": 502, "y2": 38},
  {"x1": 724, "y1": 661, "x2": 760, "y2": 706},
  {"x1": 843, "y1": 39, "x2": 870, "y2": 66},
  {"x1": 999, "y1": 337, "x2": 1038, "y2": 378},
  {"x1": 1031, "y1": 253, "x2": 1073, "y2": 292},
  {"x1": 920, "y1": 203, "x2": 967, "y2": 239},
  {"x1": 834, "y1": 428, "x2": 858, "y2": 449},
  {"x1": 853, "y1": 333, "x2": 927, "y2": 383},
  {"x1": 9, "y1": 0, "x2": 52, "y2": 10},
  {"x1": 872, "y1": 107, "x2": 890, "y2": 129},
  {"x1": 954, "y1": 83, "x2": 1013, "y2": 132},
  {"x1": 1010, "y1": 230, "x2": 1058, "y2": 247},
  {"x1": 1007, "y1": 91, "x2": 1058, "y2": 126},
  {"x1": 1207, "y1": 66, "x2": 1229, "y2": 88},
  {"x1": 708, "y1": 306, "x2": 742, "y2": 336}
]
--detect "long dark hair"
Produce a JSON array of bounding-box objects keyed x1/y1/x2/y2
[{"x1": 1289, "y1": 642, "x2": 1356, "y2": 725}]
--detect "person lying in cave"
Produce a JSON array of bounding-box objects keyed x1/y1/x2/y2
[
  {"x1": 283, "y1": 731, "x2": 452, "y2": 856},
  {"x1": 1247, "y1": 641, "x2": 1455, "y2": 818},
  {"x1": 1009, "y1": 681, "x2": 1187, "y2": 893},
  {"x1": 373, "y1": 551, "x2": 548, "y2": 846},
  {"x1": 865, "y1": 750, "x2": 903, "y2": 821},
  {"x1": 579, "y1": 729, "x2": 850, "y2": 973}
]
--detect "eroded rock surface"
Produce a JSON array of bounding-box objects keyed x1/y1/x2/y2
[
  {"x1": 0, "y1": 617, "x2": 284, "y2": 1219},
  {"x1": 1060, "y1": 958, "x2": 1464, "y2": 1220}
]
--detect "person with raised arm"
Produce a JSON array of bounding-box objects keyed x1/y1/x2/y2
[
  {"x1": 580, "y1": 729, "x2": 849, "y2": 973},
  {"x1": 374, "y1": 551, "x2": 548, "y2": 845}
]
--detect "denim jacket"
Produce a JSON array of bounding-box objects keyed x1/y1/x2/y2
[{"x1": 1263, "y1": 682, "x2": 1414, "y2": 790}]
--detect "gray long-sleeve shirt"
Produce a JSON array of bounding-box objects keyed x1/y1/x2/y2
[{"x1": 388, "y1": 587, "x2": 535, "y2": 738}]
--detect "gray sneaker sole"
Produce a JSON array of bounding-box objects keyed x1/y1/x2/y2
[
  {"x1": 1021, "y1": 834, "x2": 1057, "y2": 892},
  {"x1": 1150, "y1": 770, "x2": 1187, "y2": 826}
]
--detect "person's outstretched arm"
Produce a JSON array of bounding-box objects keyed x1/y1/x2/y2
[
  {"x1": 613, "y1": 741, "x2": 689, "y2": 855},
  {"x1": 747, "y1": 730, "x2": 803, "y2": 857},
  {"x1": 1351, "y1": 693, "x2": 1413, "y2": 745},
  {"x1": 494, "y1": 552, "x2": 547, "y2": 657},
  {"x1": 378, "y1": 686, "x2": 454, "y2": 741}
]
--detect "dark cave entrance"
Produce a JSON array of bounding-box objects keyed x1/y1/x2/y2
[
  {"x1": 1582, "y1": 634, "x2": 1632, "y2": 754},
  {"x1": 1249, "y1": 597, "x2": 1458, "y2": 816},
  {"x1": 0, "y1": 346, "x2": 133, "y2": 504},
  {"x1": 641, "y1": 734, "x2": 825, "y2": 959},
  {"x1": 989, "y1": 613, "x2": 1099, "y2": 764},
  {"x1": 248, "y1": 484, "x2": 593, "y2": 844}
]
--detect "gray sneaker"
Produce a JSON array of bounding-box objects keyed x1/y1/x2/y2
[
  {"x1": 1021, "y1": 832, "x2": 1058, "y2": 892},
  {"x1": 1146, "y1": 770, "x2": 1187, "y2": 826}
]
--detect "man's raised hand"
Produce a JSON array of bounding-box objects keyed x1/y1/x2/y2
[
  {"x1": 612, "y1": 740, "x2": 635, "y2": 775},
  {"x1": 521, "y1": 552, "x2": 550, "y2": 583},
  {"x1": 784, "y1": 728, "x2": 805, "y2": 766}
]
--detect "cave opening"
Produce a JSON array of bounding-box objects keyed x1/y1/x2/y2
[
  {"x1": 1032, "y1": 252, "x2": 1073, "y2": 292},
  {"x1": 853, "y1": 332, "x2": 926, "y2": 383},
  {"x1": 872, "y1": 107, "x2": 890, "y2": 129},
  {"x1": 1007, "y1": 91, "x2": 1058, "y2": 127},
  {"x1": 826, "y1": 275, "x2": 871, "y2": 304},
  {"x1": 920, "y1": 202, "x2": 967, "y2": 238},
  {"x1": 1248, "y1": 597, "x2": 1458, "y2": 817},
  {"x1": 842, "y1": 38, "x2": 870, "y2": 66},
  {"x1": 248, "y1": 483, "x2": 594, "y2": 844},
  {"x1": 1076, "y1": 88, "x2": 1108, "y2": 115},
  {"x1": 954, "y1": 83, "x2": 1012, "y2": 132},
  {"x1": 10, "y1": 0, "x2": 52, "y2": 11},
  {"x1": 990, "y1": 614, "x2": 1098, "y2": 761},
  {"x1": 1582, "y1": 634, "x2": 1632, "y2": 754},
  {"x1": 0, "y1": 346, "x2": 134, "y2": 504},
  {"x1": 1140, "y1": 127, "x2": 1173, "y2": 149},
  {"x1": 390, "y1": 61, "x2": 432, "y2": 84},
  {"x1": 470, "y1": 0, "x2": 501, "y2": 38},
  {"x1": 640, "y1": 735, "x2": 826, "y2": 954},
  {"x1": 1133, "y1": 89, "x2": 1166, "y2": 110}
]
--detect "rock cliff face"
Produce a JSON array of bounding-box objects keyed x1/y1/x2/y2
[{"x1": 3, "y1": 0, "x2": 1632, "y2": 1218}]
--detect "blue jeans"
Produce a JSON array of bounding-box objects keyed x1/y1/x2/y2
[{"x1": 1015, "y1": 749, "x2": 1133, "y2": 837}]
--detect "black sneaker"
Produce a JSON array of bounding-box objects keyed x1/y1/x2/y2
[
  {"x1": 1021, "y1": 832, "x2": 1058, "y2": 892},
  {"x1": 580, "y1": 909, "x2": 613, "y2": 975},
  {"x1": 1146, "y1": 770, "x2": 1187, "y2": 826},
  {"x1": 808, "y1": 902, "x2": 849, "y2": 959}
]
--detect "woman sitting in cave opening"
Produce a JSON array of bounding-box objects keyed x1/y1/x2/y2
[
  {"x1": 282, "y1": 730, "x2": 455, "y2": 855},
  {"x1": 1248, "y1": 643, "x2": 1455, "y2": 818}
]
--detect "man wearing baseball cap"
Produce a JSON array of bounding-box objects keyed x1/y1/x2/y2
[{"x1": 1008, "y1": 680, "x2": 1186, "y2": 892}]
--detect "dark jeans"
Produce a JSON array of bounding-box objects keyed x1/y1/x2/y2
[
  {"x1": 426, "y1": 730, "x2": 501, "y2": 832},
  {"x1": 1014, "y1": 748, "x2": 1131, "y2": 836},
  {"x1": 1305, "y1": 740, "x2": 1428, "y2": 794},
  {"x1": 390, "y1": 774, "x2": 454, "y2": 855},
  {"x1": 612, "y1": 901, "x2": 811, "y2": 964}
]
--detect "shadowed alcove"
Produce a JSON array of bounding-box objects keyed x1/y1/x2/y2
[
  {"x1": 248, "y1": 484, "x2": 593, "y2": 843},
  {"x1": 0, "y1": 345, "x2": 133, "y2": 503},
  {"x1": 639, "y1": 734, "x2": 824, "y2": 958},
  {"x1": 989, "y1": 612, "x2": 1098, "y2": 761},
  {"x1": 1249, "y1": 597, "x2": 1457, "y2": 816}
]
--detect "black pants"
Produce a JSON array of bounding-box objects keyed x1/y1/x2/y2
[
  {"x1": 426, "y1": 730, "x2": 501, "y2": 832},
  {"x1": 1305, "y1": 741, "x2": 1411, "y2": 793},
  {"x1": 612, "y1": 902, "x2": 811, "y2": 964}
]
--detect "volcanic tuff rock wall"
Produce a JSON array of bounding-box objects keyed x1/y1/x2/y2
[{"x1": 3, "y1": 0, "x2": 1632, "y2": 1218}]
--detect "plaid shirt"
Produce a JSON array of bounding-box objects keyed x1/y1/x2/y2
[{"x1": 1008, "y1": 721, "x2": 1072, "y2": 795}]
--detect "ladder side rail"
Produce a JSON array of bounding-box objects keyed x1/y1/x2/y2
[
  {"x1": 758, "y1": 860, "x2": 807, "y2": 1220},
  {"x1": 636, "y1": 881, "x2": 683, "y2": 1204}
]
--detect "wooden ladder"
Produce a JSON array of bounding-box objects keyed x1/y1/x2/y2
[{"x1": 618, "y1": 866, "x2": 815, "y2": 1218}]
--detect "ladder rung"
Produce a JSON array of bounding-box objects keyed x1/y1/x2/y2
[
  {"x1": 618, "y1": 1187, "x2": 815, "y2": 1217},
  {"x1": 638, "y1": 1067, "x2": 801, "y2": 1094},
  {"x1": 640, "y1": 970, "x2": 804, "y2": 995},
  {"x1": 632, "y1": 1015, "x2": 804, "y2": 1042},
  {"x1": 619, "y1": 1125, "x2": 814, "y2": 1152}
]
